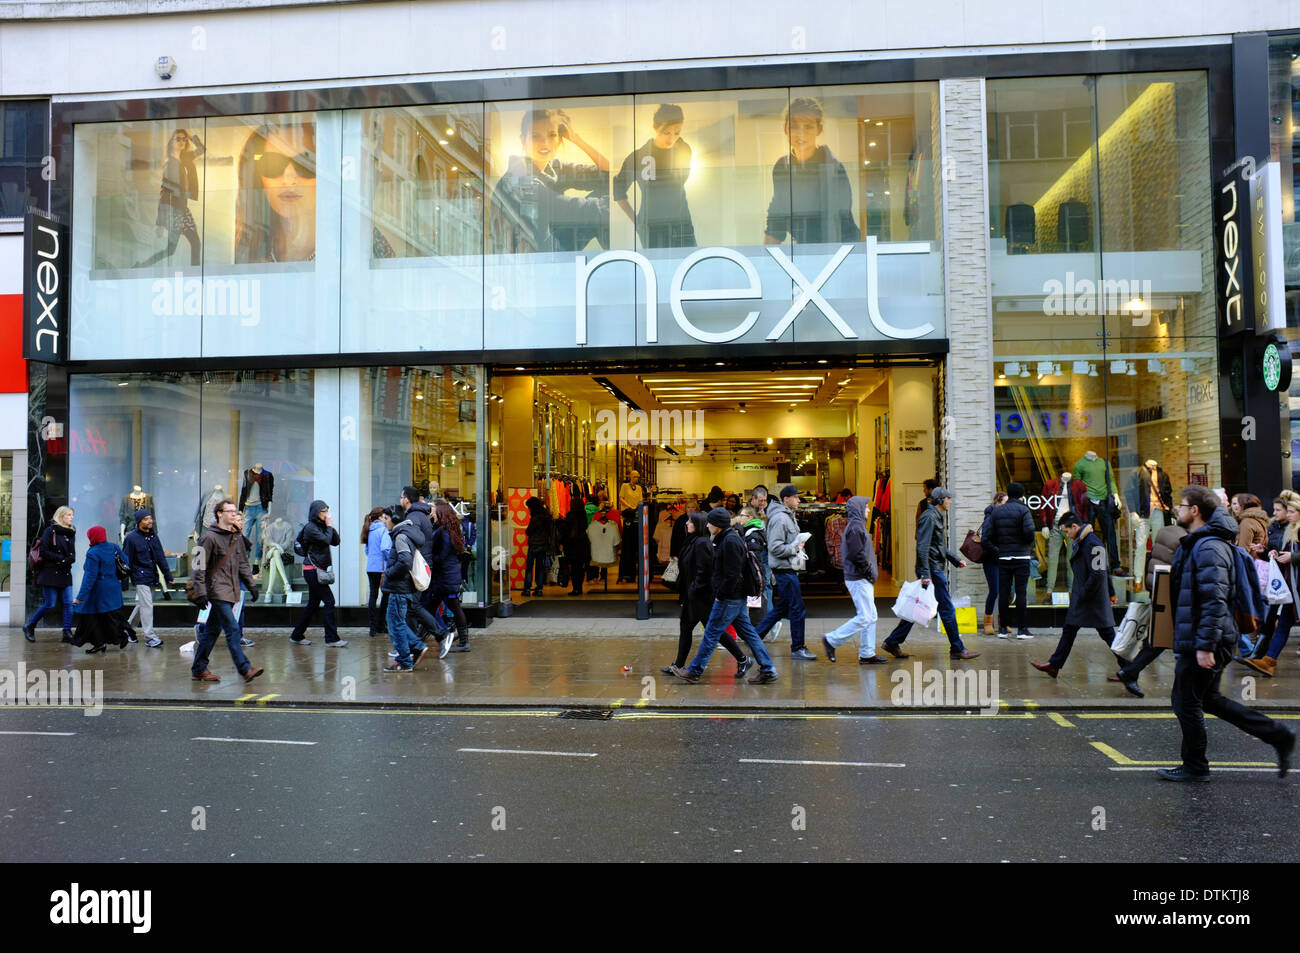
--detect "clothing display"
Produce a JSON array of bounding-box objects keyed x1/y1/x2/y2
[
  {"x1": 239, "y1": 466, "x2": 275, "y2": 509},
  {"x1": 1074, "y1": 452, "x2": 1121, "y2": 570},
  {"x1": 194, "y1": 486, "x2": 226, "y2": 535},
  {"x1": 119, "y1": 488, "x2": 154, "y2": 540},
  {"x1": 587, "y1": 518, "x2": 620, "y2": 566}
]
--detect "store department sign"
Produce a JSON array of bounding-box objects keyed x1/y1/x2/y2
[
  {"x1": 23, "y1": 210, "x2": 69, "y2": 363},
  {"x1": 574, "y1": 238, "x2": 938, "y2": 347},
  {"x1": 1215, "y1": 157, "x2": 1279, "y2": 337}
]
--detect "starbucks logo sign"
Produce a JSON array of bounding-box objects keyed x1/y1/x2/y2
[{"x1": 1261, "y1": 337, "x2": 1292, "y2": 394}]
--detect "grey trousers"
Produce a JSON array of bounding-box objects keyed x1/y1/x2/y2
[{"x1": 127, "y1": 584, "x2": 154, "y2": 640}]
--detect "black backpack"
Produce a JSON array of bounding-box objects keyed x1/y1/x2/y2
[
  {"x1": 742, "y1": 546, "x2": 764, "y2": 598},
  {"x1": 293, "y1": 526, "x2": 307, "y2": 559}
]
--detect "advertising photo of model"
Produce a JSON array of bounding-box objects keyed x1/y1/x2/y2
[
  {"x1": 491, "y1": 108, "x2": 610, "y2": 253},
  {"x1": 135, "y1": 128, "x2": 204, "y2": 268},
  {"x1": 763, "y1": 97, "x2": 859, "y2": 245},
  {"x1": 613, "y1": 103, "x2": 696, "y2": 248},
  {"x1": 234, "y1": 121, "x2": 317, "y2": 264}
]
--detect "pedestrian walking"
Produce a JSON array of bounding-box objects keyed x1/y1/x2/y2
[
  {"x1": 882, "y1": 488, "x2": 979, "y2": 660},
  {"x1": 430, "y1": 500, "x2": 472, "y2": 652},
  {"x1": 189, "y1": 499, "x2": 263, "y2": 683},
  {"x1": 1031, "y1": 512, "x2": 1120, "y2": 678},
  {"x1": 70, "y1": 525, "x2": 129, "y2": 654},
  {"x1": 753, "y1": 485, "x2": 816, "y2": 660},
  {"x1": 380, "y1": 508, "x2": 437, "y2": 670},
  {"x1": 749, "y1": 484, "x2": 779, "y2": 641},
  {"x1": 670, "y1": 508, "x2": 777, "y2": 684},
  {"x1": 22, "y1": 505, "x2": 78, "y2": 643},
  {"x1": 122, "y1": 508, "x2": 174, "y2": 648},
  {"x1": 663, "y1": 512, "x2": 751, "y2": 677},
  {"x1": 1242, "y1": 493, "x2": 1300, "y2": 677},
  {"x1": 983, "y1": 482, "x2": 1036, "y2": 639},
  {"x1": 523, "y1": 497, "x2": 552, "y2": 596},
  {"x1": 561, "y1": 502, "x2": 591, "y2": 595},
  {"x1": 289, "y1": 499, "x2": 345, "y2": 647},
  {"x1": 821, "y1": 495, "x2": 887, "y2": 664},
  {"x1": 978, "y1": 491, "x2": 1007, "y2": 634},
  {"x1": 363, "y1": 506, "x2": 392, "y2": 637},
  {"x1": 1230, "y1": 493, "x2": 1269, "y2": 555},
  {"x1": 1107, "y1": 519, "x2": 1186, "y2": 696},
  {"x1": 1157, "y1": 485, "x2": 1294, "y2": 781}
]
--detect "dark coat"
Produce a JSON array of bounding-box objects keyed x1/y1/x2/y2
[
  {"x1": 1063, "y1": 527, "x2": 1115, "y2": 629},
  {"x1": 983, "y1": 497, "x2": 1035, "y2": 559},
  {"x1": 562, "y1": 510, "x2": 591, "y2": 563},
  {"x1": 193, "y1": 526, "x2": 256, "y2": 604},
  {"x1": 428, "y1": 525, "x2": 463, "y2": 593},
  {"x1": 525, "y1": 499, "x2": 553, "y2": 550},
  {"x1": 122, "y1": 512, "x2": 174, "y2": 586},
  {"x1": 710, "y1": 524, "x2": 748, "y2": 601},
  {"x1": 915, "y1": 502, "x2": 961, "y2": 579},
  {"x1": 1123, "y1": 465, "x2": 1173, "y2": 518},
  {"x1": 74, "y1": 542, "x2": 127, "y2": 614},
  {"x1": 679, "y1": 517, "x2": 715, "y2": 618},
  {"x1": 669, "y1": 512, "x2": 689, "y2": 559},
  {"x1": 404, "y1": 501, "x2": 436, "y2": 566},
  {"x1": 1168, "y1": 508, "x2": 1238, "y2": 654},
  {"x1": 382, "y1": 519, "x2": 424, "y2": 595},
  {"x1": 841, "y1": 495, "x2": 878, "y2": 583},
  {"x1": 300, "y1": 499, "x2": 340, "y2": 570},
  {"x1": 1267, "y1": 518, "x2": 1287, "y2": 554},
  {"x1": 36, "y1": 523, "x2": 77, "y2": 588}
]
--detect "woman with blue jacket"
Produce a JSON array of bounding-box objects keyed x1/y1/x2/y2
[
  {"x1": 363, "y1": 506, "x2": 392, "y2": 637},
  {"x1": 71, "y1": 525, "x2": 128, "y2": 654}
]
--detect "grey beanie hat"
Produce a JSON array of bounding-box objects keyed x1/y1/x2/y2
[{"x1": 707, "y1": 507, "x2": 732, "y2": 528}]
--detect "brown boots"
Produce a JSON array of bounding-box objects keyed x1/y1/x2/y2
[
  {"x1": 1244, "y1": 656, "x2": 1277, "y2": 677},
  {"x1": 983, "y1": 614, "x2": 995, "y2": 635}
]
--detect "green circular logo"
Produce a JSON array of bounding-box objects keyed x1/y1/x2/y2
[{"x1": 1264, "y1": 343, "x2": 1283, "y2": 392}]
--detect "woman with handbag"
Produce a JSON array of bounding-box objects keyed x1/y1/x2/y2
[
  {"x1": 1245, "y1": 494, "x2": 1300, "y2": 677},
  {"x1": 23, "y1": 506, "x2": 78, "y2": 643},
  {"x1": 71, "y1": 525, "x2": 130, "y2": 654},
  {"x1": 289, "y1": 499, "x2": 344, "y2": 647},
  {"x1": 975, "y1": 492, "x2": 1007, "y2": 635},
  {"x1": 663, "y1": 512, "x2": 749, "y2": 677}
]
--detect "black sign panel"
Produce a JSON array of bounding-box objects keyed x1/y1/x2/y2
[
  {"x1": 1215, "y1": 169, "x2": 1252, "y2": 337},
  {"x1": 23, "y1": 209, "x2": 68, "y2": 364}
]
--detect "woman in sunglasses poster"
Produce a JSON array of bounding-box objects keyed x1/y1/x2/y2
[
  {"x1": 136, "y1": 127, "x2": 205, "y2": 268},
  {"x1": 234, "y1": 121, "x2": 318, "y2": 264}
]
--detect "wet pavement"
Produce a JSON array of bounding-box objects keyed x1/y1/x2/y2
[
  {"x1": 6, "y1": 611, "x2": 1299, "y2": 710},
  {"x1": 0, "y1": 705, "x2": 1295, "y2": 862}
]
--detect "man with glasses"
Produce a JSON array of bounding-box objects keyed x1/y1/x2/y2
[{"x1": 1159, "y1": 487, "x2": 1293, "y2": 781}]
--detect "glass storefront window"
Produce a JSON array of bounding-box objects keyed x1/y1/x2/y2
[
  {"x1": 989, "y1": 72, "x2": 1219, "y2": 608},
  {"x1": 1269, "y1": 33, "x2": 1300, "y2": 489}
]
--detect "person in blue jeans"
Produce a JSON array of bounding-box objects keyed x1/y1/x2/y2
[
  {"x1": 671, "y1": 508, "x2": 777, "y2": 684},
  {"x1": 189, "y1": 499, "x2": 263, "y2": 683},
  {"x1": 883, "y1": 488, "x2": 980, "y2": 660},
  {"x1": 23, "y1": 506, "x2": 78, "y2": 643},
  {"x1": 380, "y1": 508, "x2": 443, "y2": 670},
  {"x1": 753, "y1": 485, "x2": 816, "y2": 660}
]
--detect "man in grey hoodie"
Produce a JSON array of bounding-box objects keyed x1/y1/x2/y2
[
  {"x1": 753, "y1": 485, "x2": 816, "y2": 660},
  {"x1": 822, "y1": 495, "x2": 887, "y2": 663}
]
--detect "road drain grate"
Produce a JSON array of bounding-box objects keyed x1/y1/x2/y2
[{"x1": 558, "y1": 708, "x2": 614, "y2": 720}]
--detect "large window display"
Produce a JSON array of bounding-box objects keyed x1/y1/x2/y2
[
  {"x1": 70, "y1": 81, "x2": 945, "y2": 359},
  {"x1": 68, "y1": 366, "x2": 487, "y2": 609},
  {"x1": 988, "y1": 72, "x2": 1219, "y2": 607}
]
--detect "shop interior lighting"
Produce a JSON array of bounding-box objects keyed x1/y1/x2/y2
[
  {"x1": 1072, "y1": 361, "x2": 1090, "y2": 375},
  {"x1": 766, "y1": 437, "x2": 774, "y2": 445},
  {"x1": 1019, "y1": 364, "x2": 1030, "y2": 378},
  {"x1": 1147, "y1": 359, "x2": 1165, "y2": 375},
  {"x1": 738, "y1": 403, "x2": 747, "y2": 413},
  {"x1": 1088, "y1": 363, "x2": 1098, "y2": 377},
  {"x1": 1127, "y1": 362, "x2": 1137, "y2": 376},
  {"x1": 1004, "y1": 362, "x2": 1020, "y2": 377},
  {"x1": 1036, "y1": 361, "x2": 1053, "y2": 379},
  {"x1": 1180, "y1": 358, "x2": 1197, "y2": 372},
  {"x1": 1110, "y1": 360, "x2": 1128, "y2": 375}
]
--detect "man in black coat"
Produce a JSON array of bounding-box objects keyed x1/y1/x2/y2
[
  {"x1": 1157, "y1": 485, "x2": 1294, "y2": 781},
  {"x1": 982, "y1": 481, "x2": 1036, "y2": 638},
  {"x1": 1031, "y1": 512, "x2": 1119, "y2": 678},
  {"x1": 123, "y1": 509, "x2": 174, "y2": 648},
  {"x1": 672, "y1": 508, "x2": 777, "y2": 684}
]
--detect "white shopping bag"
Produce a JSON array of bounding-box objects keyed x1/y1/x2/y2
[
  {"x1": 1111, "y1": 602, "x2": 1150, "y2": 660},
  {"x1": 179, "y1": 640, "x2": 196, "y2": 657},
  {"x1": 892, "y1": 579, "x2": 939, "y2": 627},
  {"x1": 1266, "y1": 557, "x2": 1293, "y2": 606}
]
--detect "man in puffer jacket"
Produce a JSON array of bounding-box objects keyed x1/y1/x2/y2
[
  {"x1": 1158, "y1": 485, "x2": 1294, "y2": 781},
  {"x1": 752, "y1": 486, "x2": 815, "y2": 660},
  {"x1": 821, "y1": 495, "x2": 887, "y2": 664},
  {"x1": 380, "y1": 508, "x2": 436, "y2": 670},
  {"x1": 123, "y1": 509, "x2": 174, "y2": 648}
]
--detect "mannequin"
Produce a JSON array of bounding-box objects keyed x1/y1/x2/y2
[
  {"x1": 1073, "y1": 451, "x2": 1122, "y2": 574},
  {"x1": 119, "y1": 485, "x2": 155, "y2": 542},
  {"x1": 239, "y1": 463, "x2": 274, "y2": 561},
  {"x1": 1124, "y1": 459, "x2": 1172, "y2": 591},
  {"x1": 195, "y1": 484, "x2": 225, "y2": 535},
  {"x1": 1039, "y1": 470, "x2": 1089, "y2": 594},
  {"x1": 260, "y1": 516, "x2": 296, "y2": 597}
]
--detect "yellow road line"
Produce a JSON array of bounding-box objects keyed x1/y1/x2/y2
[
  {"x1": 1090, "y1": 740, "x2": 1271, "y2": 767},
  {"x1": 608, "y1": 698, "x2": 624, "y2": 709},
  {"x1": 234, "y1": 693, "x2": 258, "y2": 705},
  {"x1": 256, "y1": 694, "x2": 280, "y2": 705},
  {"x1": 1022, "y1": 699, "x2": 1040, "y2": 710},
  {"x1": 633, "y1": 698, "x2": 651, "y2": 708},
  {"x1": 1047, "y1": 712, "x2": 1074, "y2": 728}
]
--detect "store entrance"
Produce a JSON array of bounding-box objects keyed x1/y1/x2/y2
[{"x1": 488, "y1": 363, "x2": 937, "y2": 614}]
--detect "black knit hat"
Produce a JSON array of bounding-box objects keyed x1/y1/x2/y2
[
  {"x1": 707, "y1": 507, "x2": 732, "y2": 528},
  {"x1": 1008, "y1": 482, "x2": 1025, "y2": 499}
]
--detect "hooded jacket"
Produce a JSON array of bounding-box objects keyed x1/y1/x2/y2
[
  {"x1": 299, "y1": 500, "x2": 340, "y2": 570},
  {"x1": 1168, "y1": 507, "x2": 1238, "y2": 654},
  {"x1": 1236, "y1": 507, "x2": 1269, "y2": 554},
  {"x1": 36, "y1": 522, "x2": 77, "y2": 588},
  {"x1": 365, "y1": 519, "x2": 392, "y2": 573},
  {"x1": 982, "y1": 496, "x2": 1035, "y2": 560},
  {"x1": 382, "y1": 517, "x2": 425, "y2": 595},
  {"x1": 710, "y1": 523, "x2": 749, "y2": 601},
  {"x1": 122, "y1": 510, "x2": 175, "y2": 586},
  {"x1": 916, "y1": 501, "x2": 962, "y2": 579},
  {"x1": 193, "y1": 525, "x2": 257, "y2": 605},
  {"x1": 841, "y1": 496, "x2": 878, "y2": 584},
  {"x1": 765, "y1": 500, "x2": 802, "y2": 571},
  {"x1": 1063, "y1": 526, "x2": 1116, "y2": 629},
  {"x1": 678, "y1": 513, "x2": 714, "y2": 616},
  {"x1": 403, "y1": 500, "x2": 436, "y2": 567}
]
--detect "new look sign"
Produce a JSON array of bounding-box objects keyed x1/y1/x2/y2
[{"x1": 23, "y1": 210, "x2": 69, "y2": 363}]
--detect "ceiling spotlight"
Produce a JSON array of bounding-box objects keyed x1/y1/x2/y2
[
  {"x1": 1126, "y1": 362, "x2": 1137, "y2": 376},
  {"x1": 1088, "y1": 363, "x2": 1098, "y2": 377},
  {"x1": 766, "y1": 437, "x2": 774, "y2": 445},
  {"x1": 998, "y1": 366, "x2": 1007, "y2": 379},
  {"x1": 738, "y1": 402, "x2": 747, "y2": 414},
  {"x1": 1147, "y1": 359, "x2": 1166, "y2": 375},
  {"x1": 515, "y1": 366, "x2": 525, "y2": 371},
  {"x1": 491, "y1": 440, "x2": 498, "y2": 447},
  {"x1": 816, "y1": 359, "x2": 828, "y2": 364}
]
